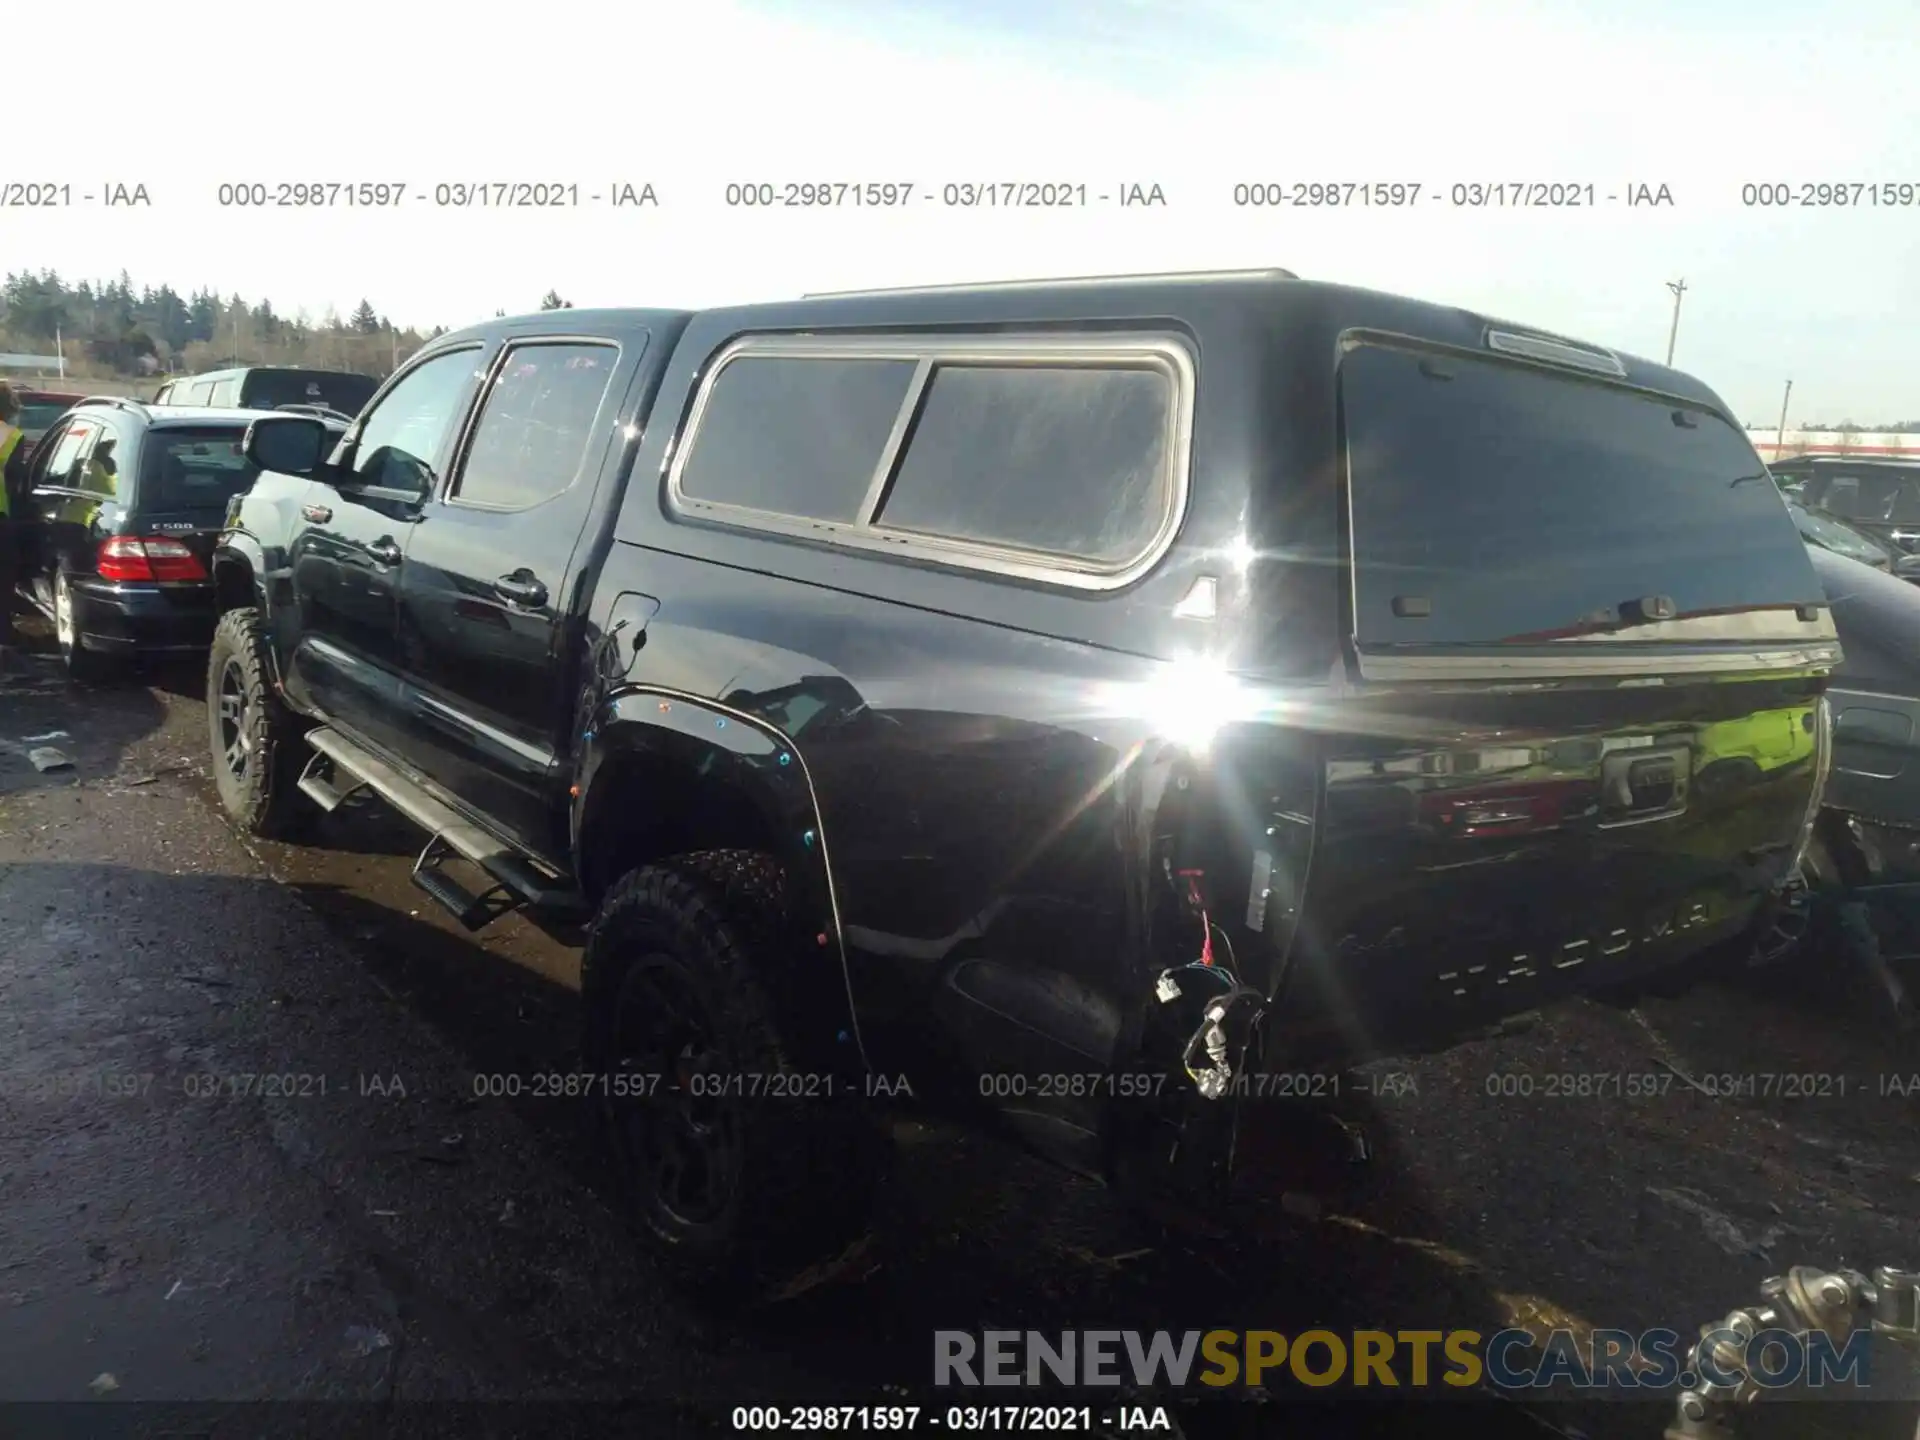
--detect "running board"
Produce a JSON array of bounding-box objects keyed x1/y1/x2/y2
[
  {"x1": 412, "y1": 833, "x2": 524, "y2": 932},
  {"x1": 302, "y1": 726, "x2": 584, "y2": 928},
  {"x1": 297, "y1": 748, "x2": 367, "y2": 812}
]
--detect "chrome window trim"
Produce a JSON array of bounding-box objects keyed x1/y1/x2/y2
[
  {"x1": 664, "y1": 331, "x2": 1197, "y2": 592},
  {"x1": 1356, "y1": 645, "x2": 1841, "y2": 682},
  {"x1": 853, "y1": 357, "x2": 932, "y2": 527}
]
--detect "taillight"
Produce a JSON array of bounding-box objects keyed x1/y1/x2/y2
[{"x1": 95, "y1": 536, "x2": 207, "y2": 583}]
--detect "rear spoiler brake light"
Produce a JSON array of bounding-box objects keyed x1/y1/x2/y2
[{"x1": 1484, "y1": 327, "x2": 1627, "y2": 378}]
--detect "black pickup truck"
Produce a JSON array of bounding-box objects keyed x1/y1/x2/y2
[{"x1": 209, "y1": 269, "x2": 1840, "y2": 1289}]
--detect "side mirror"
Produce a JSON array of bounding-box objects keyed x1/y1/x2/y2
[
  {"x1": 354, "y1": 445, "x2": 435, "y2": 501},
  {"x1": 244, "y1": 415, "x2": 330, "y2": 477}
]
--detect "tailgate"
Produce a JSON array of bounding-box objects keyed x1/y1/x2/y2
[
  {"x1": 1254, "y1": 338, "x2": 1838, "y2": 1053},
  {"x1": 1270, "y1": 678, "x2": 1826, "y2": 1055}
]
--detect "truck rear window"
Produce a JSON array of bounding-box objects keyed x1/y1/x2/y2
[
  {"x1": 1342, "y1": 343, "x2": 1828, "y2": 648},
  {"x1": 140, "y1": 428, "x2": 260, "y2": 513},
  {"x1": 240, "y1": 370, "x2": 379, "y2": 417},
  {"x1": 20, "y1": 402, "x2": 74, "y2": 434}
]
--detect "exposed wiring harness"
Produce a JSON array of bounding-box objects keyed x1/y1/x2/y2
[{"x1": 1157, "y1": 867, "x2": 1263, "y2": 1099}]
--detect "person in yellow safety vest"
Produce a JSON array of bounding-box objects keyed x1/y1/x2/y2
[
  {"x1": 0, "y1": 381, "x2": 24, "y2": 657},
  {"x1": 83, "y1": 438, "x2": 118, "y2": 497}
]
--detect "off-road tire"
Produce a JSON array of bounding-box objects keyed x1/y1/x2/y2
[
  {"x1": 207, "y1": 607, "x2": 309, "y2": 839},
  {"x1": 581, "y1": 849, "x2": 885, "y2": 1299}
]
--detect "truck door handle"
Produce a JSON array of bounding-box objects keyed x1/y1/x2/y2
[
  {"x1": 494, "y1": 571, "x2": 548, "y2": 607},
  {"x1": 367, "y1": 537, "x2": 403, "y2": 566}
]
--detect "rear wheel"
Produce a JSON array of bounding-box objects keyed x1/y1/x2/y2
[
  {"x1": 207, "y1": 607, "x2": 309, "y2": 838},
  {"x1": 53, "y1": 570, "x2": 114, "y2": 682},
  {"x1": 581, "y1": 850, "x2": 885, "y2": 1299}
]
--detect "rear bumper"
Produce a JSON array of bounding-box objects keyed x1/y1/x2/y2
[
  {"x1": 1185, "y1": 676, "x2": 1827, "y2": 1061},
  {"x1": 71, "y1": 577, "x2": 218, "y2": 654}
]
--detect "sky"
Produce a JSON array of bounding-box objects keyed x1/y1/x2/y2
[{"x1": 6, "y1": 0, "x2": 1918, "y2": 423}]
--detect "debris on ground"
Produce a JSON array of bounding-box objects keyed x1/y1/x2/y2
[
  {"x1": 341, "y1": 1325, "x2": 393, "y2": 1359},
  {"x1": 1058, "y1": 1243, "x2": 1155, "y2": 1271},
  {"x1": 27, "y1": 747, "x2": 74, "y2": 773},
  {"x1": 1645, "y1": 1185, "x2": 1789, "y2": 1257},
  {"x1": 756, "y1": 1234, "x2": 880, "y2": 1305}
]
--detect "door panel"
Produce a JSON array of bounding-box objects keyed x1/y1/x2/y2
[
  {"x1": 22, "y1": 416, "x2": 117, "y2": 607},
  {"x1": 397, "y1": 338, "x2": 632, "y2": 853},
  {"x1": 282, "y1": 345, "x2": 489, "y2": 753}
]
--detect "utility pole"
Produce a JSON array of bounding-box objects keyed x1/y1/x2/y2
[
  {"x1": 1775, "y1": 379, "x2": 1793, "y2": 458},
  {"x1": 1665, "y1": 278, "x2": 1687, "y2": 366}
]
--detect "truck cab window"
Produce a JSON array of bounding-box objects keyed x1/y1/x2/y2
[
  {"x1": 452, "y1": 343, "x2": 617, "y2": 509},
  {"x1": 346, "y1": 349, "x2": 481, "y2": 496}
]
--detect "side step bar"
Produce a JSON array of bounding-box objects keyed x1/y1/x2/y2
[{"x1": 302, "y1": 726, "x2": 585, "y2": 931}]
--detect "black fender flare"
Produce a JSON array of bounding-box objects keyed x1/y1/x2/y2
[
  {"x1": 573, "y1": 685, "x2": 867, "y2": 1075},
  {"x1": 211, "y1": 532, "x2": 290, "y2": 690},
  {"x1": 211, "y1": 531, "x2": 272, "y2": 611}
]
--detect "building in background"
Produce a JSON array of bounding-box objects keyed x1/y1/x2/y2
[{"x1": 1751, "y1": 429, "x2": 1920, "y2": 460}]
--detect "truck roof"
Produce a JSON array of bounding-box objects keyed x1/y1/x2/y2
[{"x1": 449, "y1": 269, "x2": 1722, "y2": 414}]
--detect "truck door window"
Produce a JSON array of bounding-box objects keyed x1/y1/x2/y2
[
  {"x1": 451, "y1": 342, "x2": 618, "y2": 509},
  {"x1": 345, "y1": 348, "x2": 483, "y2": 497}
]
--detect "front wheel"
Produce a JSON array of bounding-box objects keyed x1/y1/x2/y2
[{"x1": 206, "y1": 607, "x2": 309, "y2": 838}]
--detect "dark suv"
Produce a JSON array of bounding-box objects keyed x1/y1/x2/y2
[
  {"x1": 1771, "y1": 452, "x2": 1920, "y2": 557},
  {"x1": 209, "y1": 271, "x2": 1840, "y2": 1291},
  {"x1": 15, "y1": 396, "x2": 347, "y2": 677},
  {"x1": 154, "y1": 365, "x2": 379, "y2": 418}
]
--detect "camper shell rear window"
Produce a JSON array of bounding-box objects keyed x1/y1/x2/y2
[{"x1": 1341, "y1": 341, "x2": 1830, "y2": 649}]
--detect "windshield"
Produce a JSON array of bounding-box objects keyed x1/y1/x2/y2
[
  {"x1": 1341, "y1": 343, "x2": 1828, "y2": 647},
  {"x1": 1790, "y1": 502, "x2": 1889, "y2": 564},
  {"x1": 139, "y1": 426, "x2": 261, "y2": 513},
  {"x1": 239, "y1": 370, "x2": 379, "y2": 417}
]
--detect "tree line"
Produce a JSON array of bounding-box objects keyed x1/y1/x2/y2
[
  {"x1": 0, "y1": 269, "x2": 575, "y2": 382},
  {"x1": 8, "y1": 271, "x2": 1910, "y2": 427}
]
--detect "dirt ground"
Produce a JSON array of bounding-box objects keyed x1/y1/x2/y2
[{"x1": 2, "y1": 618, "x2": 1916, "y2": 1439}]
